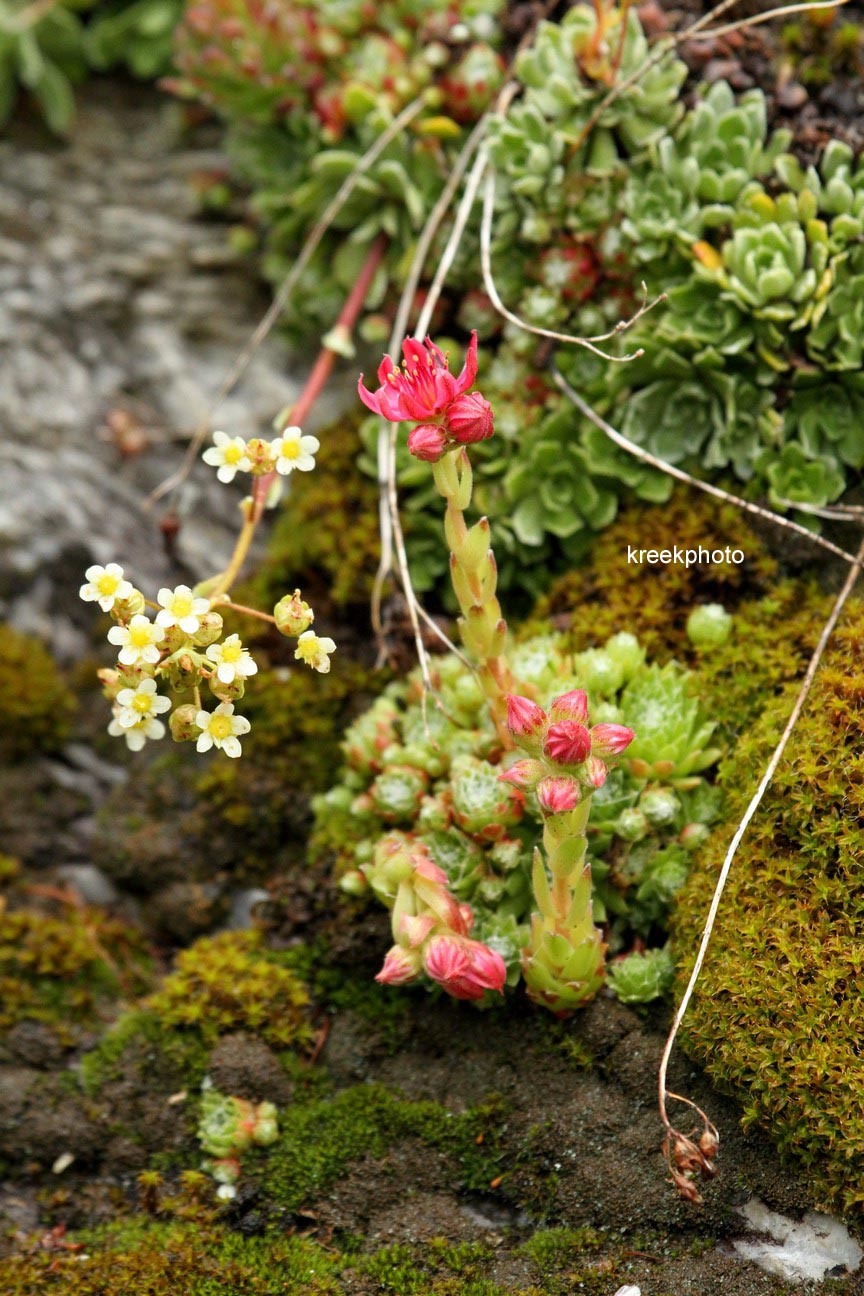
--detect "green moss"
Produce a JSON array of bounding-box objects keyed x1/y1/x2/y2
[
  {"x1": 0, "y1": 624, "x2": 75, "y2": 761},
  {"x1": 516, "y1": 1227, "x2": 612, "y2": 1295},
  {"x1": 0, "y1": 1211, "x2": 624, "y2": 1296},
  {"x1": 686, "y1": 580, "x2": 830, "y2": 739},
  {"x1": 243, "y1": 415, "x2": 381, "y2": 613},
  {"x1": 145, "y1": 930, "x2": 313, "y2": 1051},
  {"x1": 256, "y1": 1084, "x2": 506, "y2": 1209},
  {"x1": 79, "y1": 1008, "x2": 209, "y2": 1097},
  {"x1": 672, "y1": 595, "x2": 864, "y2": 1213},
  {"x1": 0, "y1": 902, "x2": 149, "y2": 1043},
  {"x1": 0, "y1": 1219, "x2": 345, "y2": 1295}
]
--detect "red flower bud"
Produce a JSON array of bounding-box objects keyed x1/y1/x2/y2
[
  {"x1": 375, "y1": 945, "x2": 421, "y2": 985},
  {"x1": 549, "y1": 688, "x2": 589, "y2": 724},
  {"x1": 444, "y1": 390, "x2": 494, "y2": 443},
  {"x1": 498, "y1": 757, "x2": 544, "y2": 789},
  {"x1": 505, "y1": 694, "x2": 546, "y2": 739},
  {"x1": 536, "y1": 775, "x2": 581, "y2": 813},
  {"x1": 584, "y1": 756, "x2": 608, "y2": 788},
  {"x1": 590, "y1": 723, "x2": 635, "y2": 757},
  {"x1": 543, "y1": 720, "x2": 591, "y2": 766},
  {"x1": 407, "y1": 423, "x2": 448, "y2": 462},
  {"x1": 423, "y1": 933, "x2": 506, "y2": 1000}
]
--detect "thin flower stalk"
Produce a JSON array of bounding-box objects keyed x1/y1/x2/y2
[{"x1": 431, "y1": 447, "x2": 514, "y2": 741}]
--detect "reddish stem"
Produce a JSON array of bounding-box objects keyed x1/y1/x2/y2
[{"x1": 252, "y1": 232, "x2": 388, "y2": 520}]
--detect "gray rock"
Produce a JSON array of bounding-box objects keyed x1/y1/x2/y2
[
  {"x1": 56, "y1": 864, "x2": 118, "y2": 907},
  {"x1": 227, "y1": 887, "x2": 270, "y2": 930}
]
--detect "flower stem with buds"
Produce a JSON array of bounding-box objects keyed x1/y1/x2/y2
[
  {"x1": 431, "y1": 448, "x2": 515, "y2": 744},
  {"x1": 501, "y1": 691, "x2": 636, "y2": 1013},
  {"x1": 523, "y1": 795, "x2": 605, "y2": 1013}
]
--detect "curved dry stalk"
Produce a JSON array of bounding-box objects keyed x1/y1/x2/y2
[
  {"x1": 549, "y1": 369, "x2": 864, "y2": 1199},
  {"x1": 772, "y1": 497, "x2": 864, "y2": 522},
  {"x1": 480, "y1": 167, "x2": 663, "y2": 359},
  {"x1": 147, "y1": 94, "x2": 426, "y2": 509},
  {"x1": 688, "y1": 0, "x2": 848, "y2": 41},
  {"x1": 551, "y1": 366, "x2": 863, "y2": 567},
  {"x1": 414, "y1": 600, "x2": 473, "y2": 668},
  {"x1": 658, "y1": 534, "x2": 864, "y2": 1194}
]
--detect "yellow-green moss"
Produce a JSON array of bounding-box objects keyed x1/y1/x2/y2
[
  {"x1": 0, "y1": 1217, "x2": 601, "y2": 1296},
  {"x1": 145, "y1": 930, "x2": 313, "y2": 1051},
  {"x1": 0, "y1": 624, "x2": 75, "y2": 761},
  {"x1": 0, "y1": 900, "x2": 150, "y2": 1042},
  {"x1": 672, "y1": 595, "x2": 864, "y2": 1213},
  {"x1": 80, "y1": 932, "x2": 313, "y2": 1102},
  {"x1": 243, "y1": 415, "x2": 380, "y2": 614}
]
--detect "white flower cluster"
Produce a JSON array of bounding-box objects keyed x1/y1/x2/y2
[
  {"x1": 80, "y1": 565, "x2": 255, "y2": 758},
  {"x1": 80, "y1": 414, "x2": 336, "y2": 762},
  {"x1": 202, "y1": 425, "x2": 320, "y2": 483}
]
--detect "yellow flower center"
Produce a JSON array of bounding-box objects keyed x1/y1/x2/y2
[
  {"x1": 132, "y1": 694, "x2": 152, "y2": 715},
  {"x1": 172, "y1": 594, "x2": 193, "y2": 618},
  {"x1": 296, "y1": 637, "x2": 319, "y2": 663},
  {"x1": 97, "y1": 572, "x2": 120, "y2": 596},
  {"x1": 129, "y1": 623, "x2": 154, "y2": 648},
  {"x1": 221, "y1": 640, "x2": 242, "y2": 663},
  {"x1": 281, "y1": 440, "x2": 300, "y2": 460},
  {"x1": 209, "y1": 714, "x2": 234, "y2": 741},
  {"x1": 223, "y1": 443, "x2": 243, "y2": 464}
]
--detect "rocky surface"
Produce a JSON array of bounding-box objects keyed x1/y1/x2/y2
[{"x1": 0, "y1": 81, "x2": 350, "y2": 660}]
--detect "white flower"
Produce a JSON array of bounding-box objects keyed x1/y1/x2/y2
[
  {"x1": 272, "y1": 426, "x2": 320, "y2": 475},
  {"x1": 107, "y1": 614, "x2": 165, "y2": 666},
  {"x1": 195, "y1": 701, "x2": 250, "y2": 758},
  {"x1": 108, "y1": 676, "x2": 170, "y2": 750},
  {"x1": 216, "y1": 1184, "x2": 237, "y2": 1201},
  {"x1": 114, "y1": 677, "x2": 171, "y2": 730},
  {"x1": 156, "y1": 585, "x2": 211, "y2": 635},
  {"x1": 205, "y1": 634, "x2": 258, "y2": 686},
  {"x1": 294, "y1": 629, "x2": 336, "y2": 674},
  {"x1": 79, "y1": 563, "x2": 133, "y2": 612},
  {"x1": 202, "y1": 430, "x2": 253, "y2": 484}
]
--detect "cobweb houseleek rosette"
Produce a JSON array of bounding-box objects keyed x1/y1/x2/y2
[
  {"x1": 500, "y1": 691, "x2": 635, "y2": 1013},
  {"x1": 358, "y1": 331, "x2": 515, "y2": 740}
]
